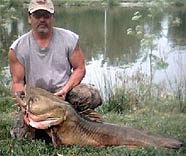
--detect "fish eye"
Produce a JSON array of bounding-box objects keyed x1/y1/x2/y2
[
  {"x1": 34, "y1": 97, "x2": 39, "y2": 102},
  {"x1": 28, "y1": 97, "x2": 39, "y2": 105}
]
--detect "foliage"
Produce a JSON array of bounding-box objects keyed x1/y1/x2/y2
[
  {"x1": 126, "y1": 7, "x2": 172, "y2": 102},
  {"x1": 173, "y1": 78, "x2": 186, "y2": 113},
  {"x1": 1, "y1": 77, "x2": 186, "y2": 155},
  {"x1": 0, "y1": 0, "x2": 18, "y2": 67},
  {"x1": 100, "y1": 90, "x2": 131, "y2": 113},
  {"x1": 165, "y1": 0, "x2": 186, "y2": 6},
  {"x1": 125, "y1": 2, "x2": 186, "y2": 113},
  {"x1": 99, "y1": 87, "x2": 141, "y2": 113},
  {"x1": 106, "y1": 0, "x2": 119, "y2": 6},
  {"x1": 127, "y1": 8, "x2": 169, "y2": 82},
  {"x1": 98, "y1": 70, "x2": 175, "y2": 114},
  {"x1": 0, "y1": 0, "x2": 18, "y2": 99}
]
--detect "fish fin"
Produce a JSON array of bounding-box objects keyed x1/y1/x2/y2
[
  {"x1": 50, "y1": 128, "x2": 62, "y2": 148},
  {"x1": 155, "y1": 136, "x2": 183, "y2": 149},
  {"x1": 79, "y1": 109, "x2": 104, "y2": 123}
]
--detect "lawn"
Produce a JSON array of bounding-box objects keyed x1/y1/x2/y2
[{"x1": 0, "y1": 89, "x2": 186, "y2": 156}]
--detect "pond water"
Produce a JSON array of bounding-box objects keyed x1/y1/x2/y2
[{"x1": 2, "y1": 5, "x2": 186, "y2": 98}]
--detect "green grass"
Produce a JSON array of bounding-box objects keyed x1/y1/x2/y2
[{"x1": 1, "y1": 85, "x2": 186, "y2": 156}]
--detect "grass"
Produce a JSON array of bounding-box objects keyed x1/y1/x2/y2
[{"x1": 1, "y1": 79, "x2": 186, "y2": 156}]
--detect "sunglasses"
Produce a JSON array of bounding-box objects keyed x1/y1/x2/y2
[{"x1": 30, "y1": 11, "x2": 53, "y2": 19}]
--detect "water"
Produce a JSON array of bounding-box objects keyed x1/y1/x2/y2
[{"x1": 1, "y1": 5, "x2": 186, "y2": 98}]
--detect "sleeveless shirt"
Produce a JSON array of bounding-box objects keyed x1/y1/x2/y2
[{"x1": 10, "y1": 27, "x2": 79, "y2": 93}]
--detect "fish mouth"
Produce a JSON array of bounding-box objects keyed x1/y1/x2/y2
[
  {"x1": 24, "y1": 109, "x2": 63, "y2": 129},
  {"x1": 28, "y1": 117, "x2": 60, "y2": 129}
]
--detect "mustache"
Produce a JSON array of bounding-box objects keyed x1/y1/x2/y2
[{"x1": 37, "y1": 22, "x2": 48, "y2": 27}]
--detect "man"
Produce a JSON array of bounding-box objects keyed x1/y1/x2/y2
[{"x1": 9, "y1": 0, "x2": 102, "y2": 140}]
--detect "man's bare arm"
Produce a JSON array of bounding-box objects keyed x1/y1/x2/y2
[
  {"x1": 8, "y1": 49, "x2": 25, "y2": 96},
  {"x1": 55, "y1": 44, "x2": 86, "y2": 99}
]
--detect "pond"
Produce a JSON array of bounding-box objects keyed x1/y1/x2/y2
[{"x1": 1, "y1": 4, "x2": 186, "y2": 98}]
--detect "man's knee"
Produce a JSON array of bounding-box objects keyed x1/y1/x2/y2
[
  {"x1": 10, "y1": 111, "x2": 35, "y2": 140},
  {"x1": 66, "y1": 83, "x2": 102, "y2": 111}
]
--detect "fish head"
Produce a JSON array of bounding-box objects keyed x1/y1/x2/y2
[
  {"x1": 16, "y1": 85, "x2": 69, "y2": 128},
  {"x1": 27, "y1": 85, "x2": 68, "y2": 115}
]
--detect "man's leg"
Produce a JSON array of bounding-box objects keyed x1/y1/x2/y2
[
  {"x1": 10, "y1": 111, "x2": 35, "y2": 140},
  {"x1": 66, "y1": 83, "x2": 102, "y2": 111},
  {"x1": 66, "y1": 83, "x2": 103, "y2": 122}
]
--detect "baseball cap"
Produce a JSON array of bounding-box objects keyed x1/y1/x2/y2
[{"x1": 28, "y1": 0, "x2": 54, "y2": 14}]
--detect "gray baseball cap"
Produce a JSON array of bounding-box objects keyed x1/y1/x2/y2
[{"x1": 28, "y1": 0, "x2": 54, "y2": 14}]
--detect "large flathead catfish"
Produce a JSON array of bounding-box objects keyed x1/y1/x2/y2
[{"x1": 15, "y1": 85, "x2": 182, "y2": 149}]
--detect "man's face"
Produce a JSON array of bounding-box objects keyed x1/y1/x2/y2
[{"x1": 28, "y1": 10, "x2": 54, "y2": 34}]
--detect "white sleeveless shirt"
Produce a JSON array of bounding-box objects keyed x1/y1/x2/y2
[{"x1": 10, "y1": 27, "x2": 79, "y2": 93}]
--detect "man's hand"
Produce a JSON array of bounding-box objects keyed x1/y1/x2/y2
[
  {"x1": 54, "y1": 44, "x2": 85, "y2": 101},
  {"x1": 16, "y1": 91, "x2": 25, "y2": 100},
  {"x1": 54, "y1": 89, "x2": 67, "y2": 100}
]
